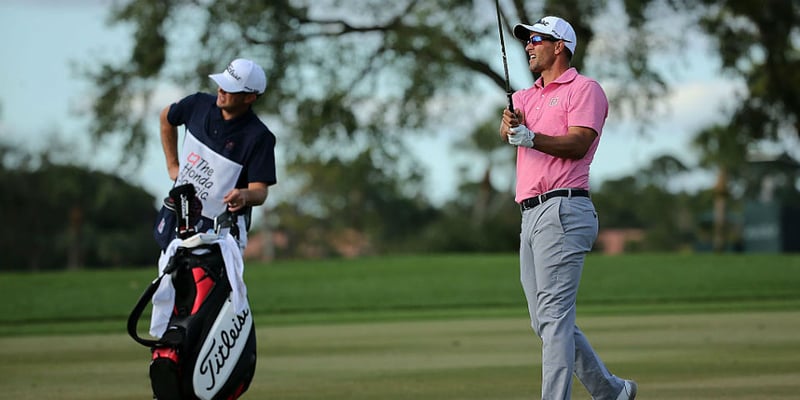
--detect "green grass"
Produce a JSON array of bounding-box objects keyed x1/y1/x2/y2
[
  {"x1": 1, "y1": 311, "x2": 798, "y2": 399},
  {"x1": 1, "y1": 253, "x2": 799, "y2": 335},
  {"x1": 0, "y1": 253, "x2": 799, "y2": 399}
]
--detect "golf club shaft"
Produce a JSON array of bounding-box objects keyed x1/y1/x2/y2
[{"x1": 495, "y1": 0, "x2": 514, "y2": 112}]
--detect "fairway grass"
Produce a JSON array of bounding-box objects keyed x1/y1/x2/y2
[
  {"x1": 2, "y1": 310, "x2": 798, "y2": 399},
  {"x1": 2, "y1": 253, "x2": 798, "y2": 398},
  {"x1": 2, "y1": 253, "x2": 800, "y2": 335}
]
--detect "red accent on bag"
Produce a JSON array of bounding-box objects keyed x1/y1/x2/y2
[
  {"x1": 152, "y1": 347, "x2": 179, "y2": 363},
  {"x1": 191, "y1": 267, "x2": 214, "y2": 315},
  {"x1": 226, "y1": 382, "x2": 247, "y2": 399}
]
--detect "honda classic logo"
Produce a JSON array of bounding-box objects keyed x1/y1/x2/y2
[{"x1": 179, "y1": 152, "x2": 215, "y2": 200}]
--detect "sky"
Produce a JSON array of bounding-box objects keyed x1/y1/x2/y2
[{"x1": 0, "y1": 0, "x2": 744, "y2": 206}]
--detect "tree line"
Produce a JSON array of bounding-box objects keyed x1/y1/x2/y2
[
  {"x1": 0, "y1": 144, "x2": 157, "y2": 270},
  {"x1": 83, "y1": 0, "x2": 799, "y2": 254},
  {"x1": 5, "y1": 140, "x2": 791, "y2": 270},
  {"x1": 3, "y1": 0, "x2": 799, "y2": 269}
]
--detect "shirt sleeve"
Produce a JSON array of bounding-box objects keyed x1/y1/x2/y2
[
  {"x1": 568, "y1": 80, "x2": 608, "y2": 135},
  {"x1": 245, "y1": 131, "x2": 277, "y2": 186},
  {"x1": 166, "y1": 93, "x2": 202, "y2": 127}
]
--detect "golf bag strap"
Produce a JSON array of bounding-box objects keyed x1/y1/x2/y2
[{"x1": 127, "y1": 274, "x2": 168, "y2": 348}]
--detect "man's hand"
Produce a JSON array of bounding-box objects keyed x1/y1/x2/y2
[
  {"x1": 223, "y1": 188, "x2": 248, "y2": 212},
  {"x1": 508, "y1": 125, "x2": 535, "y2": 148},
  {"x1": 223, "y1": 183, "x2": 269, "y2": 212},
  {"x1": 499, "y1": 108, "x2": 524, "y2": 143}
]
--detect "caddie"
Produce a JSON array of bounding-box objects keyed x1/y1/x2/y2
[{"x1": 155, "y1": 58, "x2": 277, "y2": 251}]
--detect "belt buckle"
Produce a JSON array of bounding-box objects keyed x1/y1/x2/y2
[{"x1": 537, "y1": 193, "x2": 545, "y2": 205}]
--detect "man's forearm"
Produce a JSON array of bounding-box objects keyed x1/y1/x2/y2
[{"x1": 160, "y1": 105, "x2": 180, "y2": 179}]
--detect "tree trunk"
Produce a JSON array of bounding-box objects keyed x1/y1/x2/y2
[
  {"x1": 471, "y1": 169, "x2": 491, "y2": 226},
  {"x1": 67, "y1": 205, "x2": 83, "y2": 270},
  {"x1": 712, "y1": 168, "x2": 728, "y2": 252}
]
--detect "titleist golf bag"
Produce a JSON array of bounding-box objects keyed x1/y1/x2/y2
[{"x1": 128, "y1": 184, "x2": 256, "y2": 400}]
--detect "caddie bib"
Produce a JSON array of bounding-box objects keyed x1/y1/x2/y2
[{"x1": 176, "y1": 131, "x2": 243, "y2": 220}]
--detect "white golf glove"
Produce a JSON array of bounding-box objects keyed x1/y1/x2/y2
[{"x1": 508, "y1": 125, "x2": 535, "y2": 148}]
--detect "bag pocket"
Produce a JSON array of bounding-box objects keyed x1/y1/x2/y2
[{"x1": 153, "y1": 202, "x2": 177, "y2": 251}]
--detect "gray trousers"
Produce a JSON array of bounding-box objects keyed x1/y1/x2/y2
[{"x1": 519, "y1": 196, "x2": 624, "y2": 400}]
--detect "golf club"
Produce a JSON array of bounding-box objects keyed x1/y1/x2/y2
[{"x1": 495, "y1": 0, "x2": 514, "y2": 112}]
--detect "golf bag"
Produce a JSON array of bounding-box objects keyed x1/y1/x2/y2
[{"x1": 128, "y1": 184, "x2": 256, "y2": 400}]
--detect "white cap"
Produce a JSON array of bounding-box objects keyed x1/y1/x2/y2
[
  {"x1": 513, "y1": 16, "x2": 577, "y2": 55},
  {"x1": 209, "y1": 58, "x2": 266, "y2": 94}
]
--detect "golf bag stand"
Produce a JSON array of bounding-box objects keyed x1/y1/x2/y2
[{"x1": 128, "y1": 184, "x2": 256, "y2": 400}]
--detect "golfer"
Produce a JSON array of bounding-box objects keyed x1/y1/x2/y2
[
  {"x1": 155, "y1": 58, "x2": 277, "y2": 250},
  {"x1": 499, "y1": 16, "x2": 637, "y2": 400}
]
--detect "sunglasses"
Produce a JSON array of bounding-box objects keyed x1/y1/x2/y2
[{"x1": 525, "y1": 35, "x2": 560, "y2": 46}]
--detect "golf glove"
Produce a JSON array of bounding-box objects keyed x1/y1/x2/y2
[{"x1": 508, "y1": 125, "x2": 535, "y2": 148}]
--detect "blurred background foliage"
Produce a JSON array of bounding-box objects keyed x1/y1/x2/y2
[{"x1": 2, "y1": 0, "x2": 799, "y2": 269}]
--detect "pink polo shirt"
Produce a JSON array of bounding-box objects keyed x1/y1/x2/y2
[{"x1": 511, "y1": 67, "x2": 608, "y2": 203}]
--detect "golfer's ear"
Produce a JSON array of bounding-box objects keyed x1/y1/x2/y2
[{"x1": 555, "y1": 41, "x2": 567, "y2": 55}]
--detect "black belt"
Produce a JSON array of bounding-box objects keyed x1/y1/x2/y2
[{"x1": 520, "y1": 189, "x2": 590, "y2": 211}]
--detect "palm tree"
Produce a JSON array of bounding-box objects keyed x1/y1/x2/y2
[{"x1": 692, "y1": 124, "x2": 749, "y2": 252}]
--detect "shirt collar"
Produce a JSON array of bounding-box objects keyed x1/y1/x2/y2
[
  {"x1": 534, "y1": 67, "x2": 578, "y2": 89},
  {"x1": 212, "y1": 106, "x2": 255, "y2": 124}
]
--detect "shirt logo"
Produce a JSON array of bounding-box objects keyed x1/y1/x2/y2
[{"x1": 549, "y1": 97, "x2": 559, "y2": 107}]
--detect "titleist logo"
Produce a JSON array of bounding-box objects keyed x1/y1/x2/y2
[
  {"x1": 226, "y1": 64, "x2": 242, "y2": 81},
  {"x1": 197, "y1": 309, "x2": 250, "y2": 390}
]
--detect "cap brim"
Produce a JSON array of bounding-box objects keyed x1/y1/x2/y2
[
  {"x1": 209, "y1": 73, "x2": 242, "y2": 93},
  {"x1": 513, "y1": 23, "x2": 551, "y2": 41},
  {"x1": 512, "y1": 24, "x2": 532, "y2": 41}
]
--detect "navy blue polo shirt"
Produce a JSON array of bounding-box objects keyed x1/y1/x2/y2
[
  {"x1": 167, "y1": 92, "x2": 277, "y2": 190},
  {"x1": 163, "y1": 92, "x2": 277, "y2": 232}
]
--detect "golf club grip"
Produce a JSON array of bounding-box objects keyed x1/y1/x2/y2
[{"x1": 507, "y1": 93, "x2": 514, "y2": 113}]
